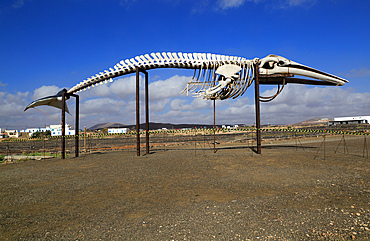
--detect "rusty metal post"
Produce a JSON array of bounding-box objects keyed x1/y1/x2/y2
[
  {"x1": 144, "y1": 70, "x2": 149, "y2": 155},
  {"x1": 84, "y1": 126, "x2": 86, "y2": 152},
  {"x1": 254, "y1": 63, "x2": 261, "y2": 154},
  {"x1": 61, "y1": 90, "x2": 66, "y2": 159},
  {"x1": 213, "y1": 99, "x2": 216, "y2": 153},
  {"x1": 75, "y1": 94, "x2": 79, "y2": 157},
  {"x1": 136, "y1": 67, "x2": 140, "y2": 156}
]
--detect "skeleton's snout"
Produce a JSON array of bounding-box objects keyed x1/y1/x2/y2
[{"x1": 259, "y1": 55, "x2": 348, "y2": 86}]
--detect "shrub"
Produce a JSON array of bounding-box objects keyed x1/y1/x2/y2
[{"x1": 31, "y1": 130, "x2": 51, "y2": 138}]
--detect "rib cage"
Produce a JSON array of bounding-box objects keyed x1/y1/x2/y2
[{"x1": 68, "y1": 52, "x2": 255, "y2": 100}]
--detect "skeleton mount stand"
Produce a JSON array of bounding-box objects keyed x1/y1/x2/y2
[{"x1": 61, "y1": 90, "x2": 79, "y2": 159}]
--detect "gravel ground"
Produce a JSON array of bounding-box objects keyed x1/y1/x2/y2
[{"x1": 0, "y1": 138, "x2": 369, "y2": 240}]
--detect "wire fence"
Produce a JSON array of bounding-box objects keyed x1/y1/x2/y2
[{"x1": 1, "y1": 124, "x2": 369, "y2": 161}]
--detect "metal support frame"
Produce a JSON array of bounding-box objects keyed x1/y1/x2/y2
[
  {"x1": 144, "y1": 70, "x2": 149, "y2": 155},
  {"x1": 62, "y1": 90, "x2": 66, "y2": 159},
  {"x1": 70, "y1": 93, "x2": 79, "y2": 157},
  {"x1": 136, "y1": 67, "x2": 140, "y2": 156},
  {"x1": 213, "y1": 99, "x2": 216, "y2": 153},
  {"x1": 136, "y1": 67, "x2": 149, "y2": 156},
  {"x1": 254, "y1": 64, "x2": 262, "y2": 154},
  {"x1": 61, "y1": 65, "x2": 337, "y2": 159},
  {"x1": 61, "y1": 90, "x2": 79, "y2": 159},
  {"x1": 254, "y1": 74, "x2": 336, "y2": 154}
]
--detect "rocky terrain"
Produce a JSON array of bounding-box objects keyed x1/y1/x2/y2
[{"x1": 0, "y1": 137, "x2": 369, "y2": 240}]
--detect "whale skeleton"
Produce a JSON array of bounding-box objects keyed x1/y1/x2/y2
[
  {"x1": 67, "y1": 52, "x2": 348, "y2": 100},
  {"x1": 25, "y1": 52, "x2": 348, "y2": 111},
  {"x1": 24, "y1": 52, "x2": 349, "y2": 157}
]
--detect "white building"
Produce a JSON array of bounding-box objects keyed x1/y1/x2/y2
[
  {"x1": 23, "y1": 127, "x2": 51, "y2": 134},
  {"x1": 328, "y1": 116, "x2": 370, "y2": 126},
  {"x1": 108, "y1": 128, "x2": 129, "y2": 134},
  {"x1": 5, "y1": 130, "x2": 19, "y2": 138},
  {"x1": 50, "y1": 124, "x2": 75, "y2": 136}
]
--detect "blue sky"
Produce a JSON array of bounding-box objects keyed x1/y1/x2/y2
[{"x1": 0, "y1": 0, "x2": 369, "y2": 129}]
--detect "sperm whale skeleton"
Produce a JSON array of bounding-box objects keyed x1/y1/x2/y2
[{"x1": 65, "y1": 52, "x2": 348, "y2": 101}]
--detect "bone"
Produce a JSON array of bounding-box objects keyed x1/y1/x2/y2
[
  {"x1": 150, "y1": 53, "x2": 160, "y2": 63},
  {"x1": 68, "y1": 52, "x2": 347, "y2": 98},
  {"x1": 155, "y1": 52, "x2": 164, "y2": 64}
]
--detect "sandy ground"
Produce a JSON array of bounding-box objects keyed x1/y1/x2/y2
[{"x1": 0, "y1": 137, "x2": 369, "y2": 240}]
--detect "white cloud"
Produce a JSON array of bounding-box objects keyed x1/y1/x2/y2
[
  {"x1": 77, "y1": 75, "x2": 190, "y2": 101},
  {"x1": 216, "y1": 0, "x2": 317, "y2": 10},
  {"x1": 284, "y1": 0, "x2": 316, "y2": 7},
  {"x1": 149, "y1": 99, "x2": 171, "y2": 112},
  {"x1": 32, "y1": 85, "x2": 61, "y2": 100},
  {"x1": 151, "y1": 109, "x2": 209, "y2": 124},
  {"x1": 87, "y1": 84, "x2": 112, "y2": 98},
  {"x1": 259, "y1": 85, "x2": 370, "y2": 124},
  {"x1": 0, "y1": 91, "x2": 29, "y2": 118},
  {"x1": 345, "y1": 68, "x2": 370, "y2": 78},
  {"x1": 110, "y1": 76, "x2": 138, "y2": 99},
  {"x1": 80, "y1": 98, "x2": 126, "y2": 116},
  {"x1": 169, "y1": 99, "x2": 188, "y2": 111},
  {"x1": 149, "y1": 75, "x2": 191, "y2": 101},
  {"x1": 2, "y1": 73, "x2": 370, "y2": 129},
  {"x1": 170, "y1": 98, "x2": 212, "y2": 111},
  {"x1": 218, "y1": 0, "x2": 246, "y2": 9},
  {"x1": 0, "y1": 81, "x2": 7, "y2": 88}
]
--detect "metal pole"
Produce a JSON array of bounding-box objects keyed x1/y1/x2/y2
[
  {"x1": 61, "y1": 90, "x2": 66, "y2": 159},
  {"x1": 75, "y1": 94, "x2": 79, "y2": 157},
  {"x1": 136, "y1": 67, "x2": 140, "y2": 156},
  {"x1": 254, "y1": 63, "x2": 261, "y2": 154},
  {"x1": 84, "y1": 126, "x2": 86, "y2": 152},
  {"x1": 145, "y1": 71, "x2": 149, "y2": 155},
  {"x1": 213, "y1": 99, "x2": 216, "y2": 153}
]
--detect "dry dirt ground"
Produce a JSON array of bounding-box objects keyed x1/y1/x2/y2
[{"x1": 0, "y1": 137, "x2": 369, "y2": 240}]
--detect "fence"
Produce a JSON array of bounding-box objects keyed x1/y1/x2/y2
[{"x1": 1, "y1": 124, "x2": 369, "y2": 161}]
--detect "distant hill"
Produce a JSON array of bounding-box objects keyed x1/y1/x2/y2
[
  {"x1": 89, "y1": 118, "x2": 331, "y2": 130},
  {"x1": 88, "y1": 122, "x2": 221, "y2": 130},
  {"x1": 88, "y1": 122, "x2": 128, "y2": 130},
  {"x1": 289, "y1": 117, "x2": 332, "y2": 126}
]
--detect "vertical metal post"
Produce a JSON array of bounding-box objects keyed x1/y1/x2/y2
[
  {"x1": 136, "y1": 67, "x2": 140, "y2": 156},
  {"x1": 84, "y1": 126, "x2": 86, "y2": 152},
  {"x1": 75, "y1": 94, "x2": 79, "y2": 157},
  {"x1": 323, "y1": 134, "x2": 326, "y2": 160},
  {"x1": 364, "y1": 135, "x2": 368, "y2": 158},
  {"x1": 213, "y1": 99, "x2": 216, "y2": 153},
  {"x1": 61, "y1": 90, "x2": 66, "y2": 159},
  {"x1": 145, "y1": 71, "x2": 149, "y2": 155},
  {"x1": 254, "y1": 63, "x2": 261, "y2": 154}
]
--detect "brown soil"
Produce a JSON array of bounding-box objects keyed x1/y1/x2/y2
[{"x1": 0, "y1": 137, "x2": 369, "y2": 240}]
